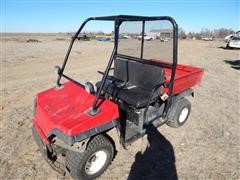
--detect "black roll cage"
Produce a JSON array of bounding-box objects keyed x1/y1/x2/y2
[{"x1": 56, "y1": 15, "x2": 178, "y2": 114}]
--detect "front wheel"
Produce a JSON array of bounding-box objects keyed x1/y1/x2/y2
[
  {"x1": 65, "y1": 134, "x2": 114, "y2": 180},
  {"x1": 166, "y1": 98, "x2": 191, "y2": 128}
]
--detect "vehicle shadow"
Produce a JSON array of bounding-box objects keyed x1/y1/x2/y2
[
  {"x1": 218, "y1": 46, "x2": 240, "y2": 50},
  {"x1": 127, "y1": 124, "x2": 178, "y2": 180},
  {"x1": 218, "y1": 46, "x2": 228, "y2": 49},
  {"x1": 223, "y1": 60, "x2": 240, "y2": 70}
]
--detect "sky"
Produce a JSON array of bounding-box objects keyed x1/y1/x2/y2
[{"x1": 1, "y1": 0, "x2": 239, "y2": 33}]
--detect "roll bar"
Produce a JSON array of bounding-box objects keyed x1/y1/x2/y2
[{"x1": 55, "y1": 15, "x2": 178, "y2": 114}]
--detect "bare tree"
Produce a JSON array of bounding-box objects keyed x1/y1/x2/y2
[
  {"x1": 179, "y1": 28, "x2": 187, "y2": 39},
  {"x1": 213, "y1": 28, "x2": 235, "y2": 38},
  {"x1": 186, "y1": 28, "x2": 236, "y2": 40},
  {"x1": 201, "y1": 28, "x2": 213, "y2": 37},
  {"x1": 187, "y1": 32, "x2": 202, "y2": 40}
]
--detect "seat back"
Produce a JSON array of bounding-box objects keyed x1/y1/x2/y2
[
  {"x1": 114, "y1": 57, "x2": 164, "y2": 91},
  {"x1": 114, "y1": 58, "x2": 128, "y2": 82},
  {"x1": 128, "y1": 60, "x2": 164, "y2": 91}
]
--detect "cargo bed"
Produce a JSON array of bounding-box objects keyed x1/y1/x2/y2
[{"x1": 163, "y1": 64, "x2": 204, "y2": 95}]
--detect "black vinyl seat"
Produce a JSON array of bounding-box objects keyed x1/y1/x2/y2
[
  {"x1": 96, "y1": 81, "x2": 159, "y2": 108},
  {"x1": 116, "y1": 86, "x2": 160, "y2": 108},
  {"x1": 96, "y1": 57, "x2": 165, "y2": 108}
]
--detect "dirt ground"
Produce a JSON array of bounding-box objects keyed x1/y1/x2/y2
[{"x1": 1, "y1": 33, "x2": 239, "y2": 179}]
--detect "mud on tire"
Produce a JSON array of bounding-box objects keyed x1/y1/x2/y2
[{"x1": 65, "y1": 134, "x2": 114, "y2": 180}]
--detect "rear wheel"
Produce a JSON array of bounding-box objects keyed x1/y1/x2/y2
[
  {"x1": 65, "y1": 134, "x2": 114, "y2": 180},
  {"x1": 166, "y1": 98, "x2": 191, "y2": 128}
]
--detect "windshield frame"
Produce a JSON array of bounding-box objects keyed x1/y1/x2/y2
[{"x1": 55, "y1": 15, "x2": 178, "y2": 112}]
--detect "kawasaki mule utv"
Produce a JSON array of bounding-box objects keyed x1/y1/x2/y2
[{"x1": 32, "y1": 15, "x2": 204, "y2": 179}]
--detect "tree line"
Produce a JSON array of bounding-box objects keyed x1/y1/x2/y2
[{"x1": 178, "y1": 28, "x2": 236, "y2": 39}]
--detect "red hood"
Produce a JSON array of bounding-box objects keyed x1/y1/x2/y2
[{"x1": 33, "y1": 81, "x2": 119, "y2": 137}]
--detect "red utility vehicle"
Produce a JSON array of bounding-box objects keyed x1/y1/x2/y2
[{"x1": 32, "y1": 15, "x2": 204, "y2": 179}]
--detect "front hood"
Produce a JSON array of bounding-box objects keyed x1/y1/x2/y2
[{"x1": 33, "y1": 81, "x2": 119, "y2": 139}]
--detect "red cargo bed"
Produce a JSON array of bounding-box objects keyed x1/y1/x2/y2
[{"x1": 163, "y1": 64, "x2": 204, "y2": 95}]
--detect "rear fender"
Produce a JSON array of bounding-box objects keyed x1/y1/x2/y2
[
  {"x1": 166, "y1": 88, "x2": 194, "y2": 117},
  {"x1": 174, "y1": 88, "x2": 194, "y2": 101}
]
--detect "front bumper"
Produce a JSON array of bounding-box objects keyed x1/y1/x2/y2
[{"x1": 32, "y1": 126, "x2": 66, "y2": 175}]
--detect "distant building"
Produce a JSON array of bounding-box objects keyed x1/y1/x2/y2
[{"x1": 148, "y1": 29, "x2": 173, "y2": 39}]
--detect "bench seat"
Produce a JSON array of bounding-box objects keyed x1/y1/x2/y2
[{"x1": 96, "y1": 57, "x2": 164, "y2": 108}]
